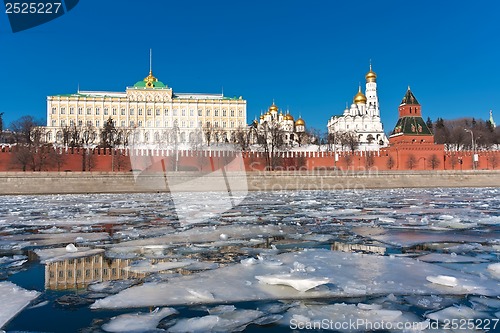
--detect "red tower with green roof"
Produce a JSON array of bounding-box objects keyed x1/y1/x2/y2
[{"x1": 389, "y1": 87, "x2": 434, "y2": 145}]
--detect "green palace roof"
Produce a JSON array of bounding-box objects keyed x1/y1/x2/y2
[{"x1": 391, "y1": 116, "x2": 432, "y2": 136}]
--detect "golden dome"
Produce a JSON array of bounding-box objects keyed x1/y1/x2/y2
[
  {"x1": 365, "y1": 64, "x2": 377, "y2": 82},
  {"x1": 259, "y1": 114, "x2": 264, "y2": 119},
  {"x1": 269, "y1": 102, "x2": 278, "y2": 112},
  {"x1": 295, "y1": 118, "x2": 305, "y2": 126},
  {"x1": 353, "y1": 86, "x2": 367, "y2": 104},
  {"x1": 284, "y1": 114, "x2": 294, "y2": 121}
]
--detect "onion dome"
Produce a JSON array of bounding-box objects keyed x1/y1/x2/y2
[
  {"x1": 259, "y1": 114, "x2": 264, "y2": 120},
  {"x1": 134, "y1": 70, "x2": 166, "y2": 88},
  {"x1": 353, "y1": 86, "x2": 367, "y2": 104},
  {"x1": 284, "y1": 114, "x2": 294, "y2": 121},
  {"x1": 365, "y1": 64, "x2": 377, "y2": 82},
  {"x1": 295, "y1": 118, "x2": 305, "y2": 126},
  {"x1": 269, "y1": 101, "x2": 278, "y2": 112}
]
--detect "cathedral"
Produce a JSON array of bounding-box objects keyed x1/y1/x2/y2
[
  {"x1": 255, "y1": 101, "x2": 306, "y2": 145},
  {"x1": 327, "y1": 65, "x2": 388, "y2": 147}
]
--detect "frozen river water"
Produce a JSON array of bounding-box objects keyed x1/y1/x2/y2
[{"x1": 0, "y1": 188, "x2": 499, "y2": 332}]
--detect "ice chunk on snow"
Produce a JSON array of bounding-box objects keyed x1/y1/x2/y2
[
  {"x1": 167, "y1": 309, "x2": 264, "y2": 333},
  {"x1": 255, "y1": 274, "x2": 330, "y2": 292},
  {"x1": 426, "y1": 275, "x2": 458, "y2": 287},
  {"x1": 487, "y1": 263, "x2": 500, "y2": 275},
  {"x1": 186, "y1": 289, "x2": 215, "y2": 301},
  {"x1": 125, "y1": 260, "x2": 193, "y2": 274},
  {"x1": 102, "y1": 307, "x2": 177, "y2": 332},
  {"x1": 427, "y1": 305, "x2": 489, "y2": 321},
  {"x1": 92, "y1": 249, "x2": 500, "y2": 309},
  {"x1": 35, "y1": 247, "x2": 104, "y2": 264},
  {"x1": 418, "y1": 253, "x2": 488, "y2": 263},
  {"x1": 0, "y1": 281, "x2": 40, "y2": 328},
  {"x1": 65, "y1": 243, "x2": 78, "y2": 252}
]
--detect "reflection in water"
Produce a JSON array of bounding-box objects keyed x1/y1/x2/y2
[
  {"x1": 44, "y1": 253, "x2": 149, "y2": 290},
  {"x1": 331, "y1": 241, "x2": 386, "y2": 255}
]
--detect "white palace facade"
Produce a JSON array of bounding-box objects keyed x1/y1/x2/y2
[
  {"x1": 327, "y1": 65, "x2": 388, "y2": 147},
  {"x1": 45, "y1": 69, "x2": 247, "y2": 147}
]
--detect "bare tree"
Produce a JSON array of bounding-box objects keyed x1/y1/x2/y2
[
  {"x1": 428, "y1": 154, "x2": 441, "y2": 170},
  {"x1": 203, "y1": 123, "x2": 214, "y2": 146},
  {"x1": 100, "y1": 117, "x2": 118, "y2": 148},
  {"x1": 257, "y1": 120, "x2": 287, "y2": 170},
  {"x1": 407, "y1": 154, "x2": 417, "y2": 170},
  {"x1": 386, "y1": 155, "x2": 395, "y2": 170},
  {"x1": 365, "y1": 153, "x2": 375, "y2": 168},
  {"x1": 81, "y1": 123, "x2": 97, "y2": 171},
  {"x1": 233, "y1": 126, "x2": 250, "y2": 151},
  {"x1": 10, "y1": 115, "x2": 42, "y2": 144},
  {"x1": 341, "y1": 131, "x2": 360, "y2": 153}
]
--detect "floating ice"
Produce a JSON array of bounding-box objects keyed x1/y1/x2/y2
[
  {"x1": 255, "y1": 274, "x2": 330, "y2": 292},
  {"x1": 92, "y1": 249, "x2": 500, "y2": 309},
  {"x1": 65, "y1": 243, "x2": 78, "y2": 252},
  {"x1": 167, "y1": 309, "x2": 264, "y2": 333},
  {"x1": 426, "y1": 275, "x2": 458, "y2": 287},
  {"x1": 418, "y1": 253, "x2": 487, "y2": 263},
  {"x1": 35, "y1": 247, "x2": 104, "y2": 264},
  {"x1": 125, "y1": 260, "x2": 193, "y2": 274},
  {"x1": 102, "y1": 307, "x2": 178, "y2": 332},
  {"x1": 427, "y1": 305, "x2": 489, "y2": 321},
  {"x1": 488, "y1": 263, "x2": 500, "y2": 275},
  {"x1": 0, "y1": 281, "x2": 40, "y2": 328}
]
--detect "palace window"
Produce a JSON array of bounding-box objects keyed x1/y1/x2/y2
[
  {"x1": 206, "y1": 110, "x2": 211, "y2": 116},
  {"x1": 156, "y1": 120, "x2": 160, "y2": 127},
  {"x1": 165, "y1": 120, "x2": 169, "y2": 127},
  {"x1": 51, "y1": 120, "x2": 56, "y2": 126},
  {"x1": 214, "y1": 109, "x2": 219, "y2": 116},
  {"x1": 60, "y1": 120, "x2": 66, "y2": 126},
  {"x1": 138, "y1": 108, "x2": 143, "y2": 116},
  {"x1": 206, "y1": 121, "x2": 211, "y2": 127},
  {"x1": 147, "y1": 108, "x2": 152, "y2": 116},
  {"x1": 181, "y1": 121, "x2": 185, "y2": 127},
  {"x1": 104, "y1": 108, "x2": 109, "y2": 116},
  {"x1": 189, "y1": 109, "x2": 194, "y2": 117},
  {"x1": 173, "y1": 109, "x2": 178, "y2": 116},
  {"x1": 189, "y1": 121, "x2": 193, "y2": 128},
  {"x1": 181, "y1": 109, "x2": 186, "y2": 117},
  {"x1": 112, "y1": 108, "x2": 117, "y2": 115},
  {"x1": 130, "y1": 108, "x2": 135, "y2": 115},
  {"x1": 70, "y1": 120, "x2": 75, "y2": 126},
  {"x1": 78, "y1": 107, "x2": 83, "y2": 115},
  {"x1": 130, "y1": 120, "x2": 135, "y2": 127},
  {"x1": 87, "y1": 108, "x2": 92, "y2": 115},
  {"x1": 230, "y1": 110, "x2": 234, "y2": 117},
  {"x1": 198, "y1": 109, "x2": 202, "y2": 116},
  {"x1": 144, "y1": 132, "x2": 149, "y2": 142},
  {"x1": 78, "y1": 120, "x2": 83, "y2": 126},
  {"x1": 222, "y1": 121, "x2": 226, "y2": 128},
  {"x1": 70, "y1": 107, "x2": 74, "y2": 115},
  {"x1": 96, "y1": 120, "x2": 100, "y2": 127},
  {"x1": 87, "y1": 121, "x2": 92, "y2": 127},
  {"x1": 147, "y1": 120, "x2": 151, "y2": 127},
  {"x1": 121, "y1": 121, "x2": 125, "y2": 127},
  {"x1": 198, "y1": 120, "x2": 202, "y2": 127},
  {"x1": 138, "y1": 120, "x2": 143, "y2": 127},
  {"x1": 95, "y1": 108, "x2": 100, "y2": 115},
  {"x1": 164, "y1": 108, "x2": 169, "y2": 116},
  {"x1": 222, "y1": 109, "x2": 227, "y2": 117},
  {"x1": 230, "y1": 121, "x2": 234, "y2": 128},
  {"x1": 121, "y1": 108, "x2": 125, "y2": 115},
  {"x1": 52, "y1": 107, "x2": 56, "y2": 114},
  {"x1": 238, "y1": 110, "x2": 243, "y2": 117},
  {"x1": 156, "y1": 109, "x2": 160, "y2": 116},
  {"x1": 214, "y1": 121, "x2": 219, "y2": 128},
  {"x1": 238, "y1": 121, "x2": 242, "y2": 127}
]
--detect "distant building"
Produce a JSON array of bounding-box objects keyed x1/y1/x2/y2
[
  {"x1": 327, "y1": 65, "x2": 388, "y2": 147},
  {"x1": 256, "y1": 101, "x2": 306, "y2": 144},
  {"x1": 490, "y1": 110, "x2": 496, "y2": 128},
  {"x1": 45, "y1": 68, "x2": 247, "y2": 146}
]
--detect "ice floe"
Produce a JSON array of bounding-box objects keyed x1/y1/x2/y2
[
  {"x1": 0, "y1": 281, "x2": 40, "y2": 328},
  {"x1": 102, "y1": 307, "x2": 178, "y2": 332}
]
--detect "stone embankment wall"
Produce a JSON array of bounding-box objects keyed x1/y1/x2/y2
[{"x1": 0, "y1": 170, "x2": 498, "y2": 195}]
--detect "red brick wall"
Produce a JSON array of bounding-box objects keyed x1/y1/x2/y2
[{"x1": 0, "y1": 145, "x2": 499, "y2": 172}]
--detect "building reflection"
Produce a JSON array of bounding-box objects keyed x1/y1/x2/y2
[
  {"x1": 331, "y1": 241, "x2": 386, "y2": 255},
  {"x1": 45, "y1": 253, "x2": 150, "y2": 290}
]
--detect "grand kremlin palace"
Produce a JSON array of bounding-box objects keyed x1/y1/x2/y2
[{"x1": 45, "y1": 69, "x2": 247, "y2": 145}]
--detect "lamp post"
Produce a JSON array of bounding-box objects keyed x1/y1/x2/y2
[{"x1": 464, "y1": 129, "x2": 475, "y2": 170}]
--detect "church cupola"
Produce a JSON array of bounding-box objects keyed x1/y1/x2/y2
[{"x1": 353, "y1": 86, "x2": 367, "y2": 104}]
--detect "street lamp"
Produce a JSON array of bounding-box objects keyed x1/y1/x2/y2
[{"x1": 464, "y1": 129, "x2": 475, "y2": 170}]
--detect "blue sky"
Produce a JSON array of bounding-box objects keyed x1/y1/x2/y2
[{"x1": 0, "y1": 0, "x2": 499, "y2": 133}]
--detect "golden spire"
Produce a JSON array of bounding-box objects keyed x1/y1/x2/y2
[{"x1": 365, "y1": 61, "x2": 377, "y2": 82}]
